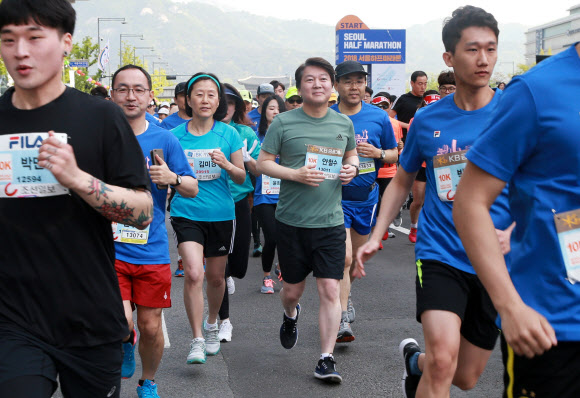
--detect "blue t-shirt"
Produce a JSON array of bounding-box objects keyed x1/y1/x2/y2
[
  {"x1": 247, "y1": 108, "x2": 261, "y2": 132},
  {"x1": 228, "y1": 121, "x2": 261, "y2": 203},
  {"x1": 254, "y1": 132, "x2": 280, "y2": 206},
  {"x1": 145, "y1": 112, "x2": 161, "y2": 126},
  {"x1": 160, "y1": 112, "x2": 189, "y2": 130},
  {"x1": 115, "y1": 123, "x2": 195, "y2": 265},
  {"x1": 468, "y1": 44, "x2": 580, "y2": 341},
  {"x1": 400, "y1": 90, "x2": 512, "y2": 274},
  {"x1": 331, "y1": 102, "x2": 398, "y2": 207},
  {"x1": 170, "y1": 120, "x2": 244, "y2": 221}
]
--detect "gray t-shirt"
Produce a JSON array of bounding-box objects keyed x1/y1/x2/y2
[{"x1": 261, "y1": 107, "x2": 356, "y2": 228}]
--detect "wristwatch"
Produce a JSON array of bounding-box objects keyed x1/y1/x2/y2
[
  {"x1": 380, "y1": 149, "x2": 385, "y2": 159},
  {"x1": 173, "y1": 174, "x2": 182, "y2": 187},
  {"x1": 347, "y1": 164, "x2": 360, "y2": 177}
]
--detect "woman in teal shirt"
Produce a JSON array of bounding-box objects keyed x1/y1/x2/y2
[{"x1": 170, "y1": 72, "x2": 245, "y2": 364}]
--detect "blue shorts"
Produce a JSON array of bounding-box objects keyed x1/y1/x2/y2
[{"x1": 343, "y1": 202, "x2": 377, "y2": 235}]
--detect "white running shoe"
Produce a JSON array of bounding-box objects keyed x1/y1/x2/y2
[
  {"x1": 226, "y1": 276, "x2": 235, "y2": 295},
  {"x1": 204, "y1": 319, "x2": 221, "y2": 355},
  {"x1": 187, "y1": 338, "x2": 206, "y2": 364},
  {"x1": 218, "y1": 319, "x2": 233, "y2": 342}
]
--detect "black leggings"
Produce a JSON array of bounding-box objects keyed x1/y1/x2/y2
[
  {"x1": 377, "y1": 177, "x2": 393, "y2": 210},
  {"x1": 254, "y1": 203, "x2": 278, "y2": 273},
  {"x1": 219, "y1": 196, "x2": 251, "y2": 320}
]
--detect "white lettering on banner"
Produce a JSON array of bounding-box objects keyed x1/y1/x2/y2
[{"x1": 363, "y1": 41, "x2": 403, "y2": 50}]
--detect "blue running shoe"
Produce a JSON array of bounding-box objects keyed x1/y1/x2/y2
[
  {"x1": 121, "y1": 328, "x2": 137, "y2": 379},
  {"x1": 137, "y1": 379, "x2": 160, "y2": 398},
  {"x1": 314, "y1": 355, "x2": 342, "y2": 383}
]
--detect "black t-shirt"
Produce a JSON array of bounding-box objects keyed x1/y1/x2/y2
[
  {"x1": 0, "y1": 87, "x2": 150, "y2": 348},
  {"x1": 392, "y1": 92, "x2": 423, "y2": 139}
]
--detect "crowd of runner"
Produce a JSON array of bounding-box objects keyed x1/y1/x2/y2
[{"x1": 1, "y1": 1, "x2": 579, "y2": 398}]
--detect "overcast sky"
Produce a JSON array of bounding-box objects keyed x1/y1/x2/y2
[{"x1": 172, "y1": 0, "x2": 576, "y2": 28}]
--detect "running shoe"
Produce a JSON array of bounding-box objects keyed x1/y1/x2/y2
[
  {"x1": 399, "y1": 338, "x2": 422, "y2": 398},
  {"x1": 121, "y1": 328, "x2": 137, "y2": 379},
  {"x1": 252, "y1": 244, "x2": 263, "y2": 257},
  {"x1": 314, "y1": 355, "x2": 342, "y2": 383},
  {"x1": 336, "y1": 312, "x2": 355, "y2": 343},
  {"x1": 274, "y1": 263, "x2": 283, "y2": 281},
  {"x1": 280, "y1": 303, "x2": 301, "y2": 349},
  {"x1": 383, "y1": 229, "x2": 396, "y2": 240},
  {"x1": 174, "y1": 258, "x2": 184, "y2": 277},
  {"x1": 379, "y1": 242, "x2": 383, "y2": 250},
  {"x1": 261, "y1": 276, "x2": 275, "y2": 294},
  {"x1": 204, "y1": 319, "x2": 221, "y2": 355},
  {"x1": 136, "y1": 379, "x2": 160, "y2": 398},
  {"x1": 226, "y1": 276, "x2": 235, "y2": 295},
  {"x1": 218, "y1": 319, "x2": 233, "y2": 342},
  {"x1": 347, "y1": 294, "x2": 355, "y2": 323},
  {"x1": 409, "y1": 228, "x2": 417, "y2": 243},
  {"x1": 394, "y1": 209, "x2": 403, "y2": 227},
  {"x1": 187, "y1": 338, "x2": 206, "y2": 364}
]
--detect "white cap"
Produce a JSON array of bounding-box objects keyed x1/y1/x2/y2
[
  {"x1": 158, "y1": 108, "x2": 169, "y2": 115},
  {"x1": 160, "y1": 102, "x2": 170, "y2": 109}
]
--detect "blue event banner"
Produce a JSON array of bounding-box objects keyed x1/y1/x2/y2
[{"x1": 336, "y1": 29, "x2": 406, "y2": 64}]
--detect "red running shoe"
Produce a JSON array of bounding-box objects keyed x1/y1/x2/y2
[{"x1": 408, "y1": 228, "x2": 417, "y2": 243}]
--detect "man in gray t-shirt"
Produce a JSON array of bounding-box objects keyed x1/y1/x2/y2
[{"x1": 258, "y1": 57, "x2": 358, "y2": 383}]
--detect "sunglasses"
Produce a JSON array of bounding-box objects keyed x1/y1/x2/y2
[{"x1": 287, "y1": 98, "x2": 303, "y2": 105}]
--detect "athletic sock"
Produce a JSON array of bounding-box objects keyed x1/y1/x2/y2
[
  {"x1": 138, "y1": 379, "x2": 154, "y2": 386},
  {"x1": 410, "y1": 223, "x2": 418, "y2": 229},
  {"x1": 320, "y1": 353, "x2": 332, "y2": 360},
  {"x1": 409, "y1": 352, "x2": 422, "y2": 376},
  {"x1": 205, "y1": 321, "x2": 217, "y2": 329},
  {"x1": 284, "y1": 310, "x2": 297, "y2": 320}
]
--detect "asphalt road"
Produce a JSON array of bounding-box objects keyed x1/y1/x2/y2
[{"x1": 56, "y1": 210, "x2": 504, "y2": 397}]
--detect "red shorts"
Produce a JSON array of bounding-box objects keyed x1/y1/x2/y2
[{"x1": 115, "y1": 259, "x2": 172, "y2": 308}]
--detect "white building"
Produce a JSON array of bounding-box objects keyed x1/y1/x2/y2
[{"x1": 525, "y1": 4, "x2": 580, "y2": 64}]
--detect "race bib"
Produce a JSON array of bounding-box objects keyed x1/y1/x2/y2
[
  {"x1": 432, "y1": 150, "x2": 467, "y2": 202},
  {"x1": 305, "y1": 144, "x2": 343, "y2": 180},
  {"x1": 358, "y1": 156, "x2": 375, "y2": 175},
  {"x1": 261, "y1": 174, "x2": 280, "y2": 195},
  {"x1": 554, "y1": 209, "x2": 580, "y2": 284},
  {"x1": 112, "y1": 222, "x2": 150, "y2": 245},
  {"x1": 184, "y1": 149, "x2": 221, "y2": 181},
  {"x1": 0, "y1": 132, "x2": 69, "y2": 198}
]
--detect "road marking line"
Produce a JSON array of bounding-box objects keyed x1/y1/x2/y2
[
  {"x1": 390, "y1": 224, "x2": 410, "y2": 235},
  {"x1": 162, "y1": 310, "x2": 170, "y2": 348}
]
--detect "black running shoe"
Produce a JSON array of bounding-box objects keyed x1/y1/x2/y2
[
  {"x1": 280, "y1": 303, "x2": 300, "y2": 349},
  {"x1": 314, "y1": 356, "x2": 342, "y2": 383},
  {"x1": 399, "y1": 338, "x2": 421, "y2": 398}
]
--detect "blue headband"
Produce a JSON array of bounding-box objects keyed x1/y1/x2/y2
[{"x1": 187, "y1": 74, "x2": 221, "y2": 93}]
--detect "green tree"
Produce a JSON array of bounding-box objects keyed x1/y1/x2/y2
[
  {"x1": 151, "y1": 68, "x2": 169, "y2": 98},
  {"x1": 68, "y1": 36, "x2": 102, "y2": 93},
  {"x1": 514, "y1": 63, "x2": 535, "y2": 76},
  {"x1": 120, "y1": 42, "x2": 145, "y2": 68}
]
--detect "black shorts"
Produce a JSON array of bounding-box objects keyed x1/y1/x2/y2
[
  {"x1": 0, "y1": 326, "x2": 122, "y2": 398},
  {"x1": 171, "y1": 217, "x2": 234, "y2": 258},
  {"x1": 415, "y1": 259, "x2": 499, "y2": 350},
  {"x1": 501, "y1": 335, "x2": 580, "y2": 397},
  {"x1": 415, "y1": 166, "x2": 426, "y2": 182},
  {"x1": 276, "y1": 221, "x2": 346, "y2": 284}
]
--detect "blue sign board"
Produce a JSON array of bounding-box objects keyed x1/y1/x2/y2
[
  {"x1": 336, "y1": 29, "x2": 406, "y2": 64},
  {"x1": 69, "y1": 60, "x2": 89, "y2": 68}
]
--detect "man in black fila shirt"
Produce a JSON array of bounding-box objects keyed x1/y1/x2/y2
[
  {"x1": 0, "y1": 1, "x2": 152, "y2": 397},
  {"x1": 389, "y1": 70, "x2": 427, "y2": 142}
]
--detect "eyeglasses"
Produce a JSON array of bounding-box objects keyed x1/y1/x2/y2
[
  {"x1": 438, "y1": 85, "x2": 456, "y2": 93},
  {"x1": 112, "y1": 87, "x2": 150, "y2": 96},
  {"x1": 287, "y1": 98, "x2": 303, "y2": 105},
  {"x1": 341, "y1": 80, "x2": 366, "y2": 88}
]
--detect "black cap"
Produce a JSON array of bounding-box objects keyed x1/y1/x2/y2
[
  {"x1": 335, "y1": 61, "x2": 368, "y2": 79},
  {"x1": 175, "y1": 82, "x2": 187, "y2": 96}
]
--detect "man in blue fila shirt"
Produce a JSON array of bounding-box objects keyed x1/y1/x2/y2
[
  {"x1": 111, "y1": 65, "x2": 198, "y2": 398},
  {"x1": 454, "y1": 42, "x2": 580, "y2": 397},
  {"x1": 356, "y1": 6, "x2": 514, "y2": 397},
  {"x1": 330, "y1": 60, "x2": 398, "y2": 343}
]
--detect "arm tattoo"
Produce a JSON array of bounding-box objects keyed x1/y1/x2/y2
[
  {"x1": 88, "y1": 178, "x2": 113, "y2": 200},
  {"x1": 94, "y1": 200, "x2": 135, "y2": 225}
]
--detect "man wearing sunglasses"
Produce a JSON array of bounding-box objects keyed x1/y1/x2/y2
[{"x1": 284, "y1": 86, "x2": 303, "y2": 110}]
